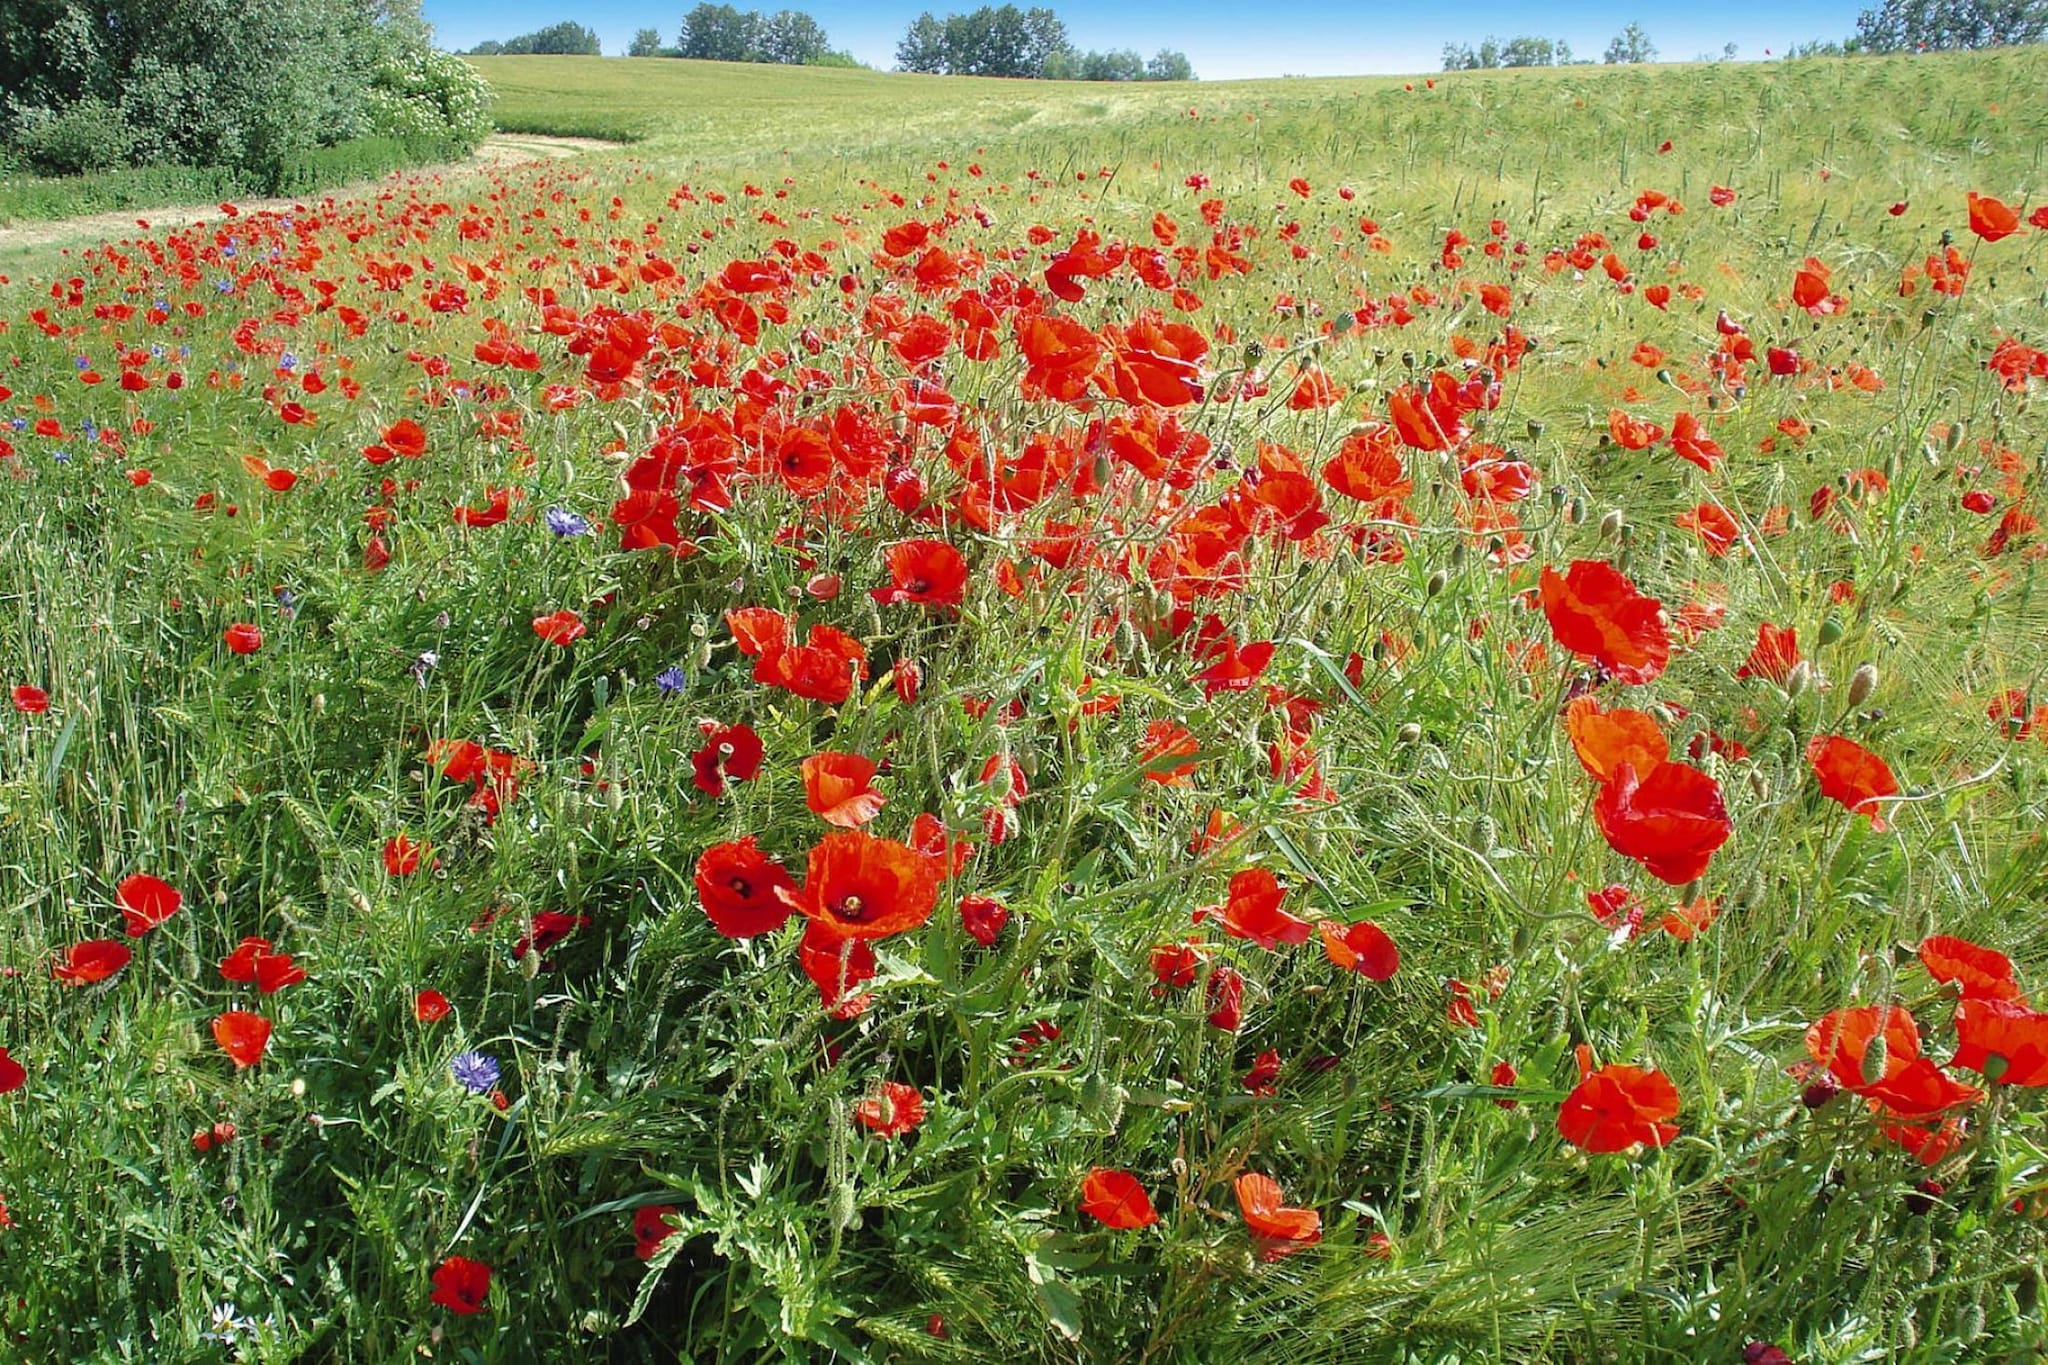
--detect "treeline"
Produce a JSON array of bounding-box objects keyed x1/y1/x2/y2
[
  {"x1": 465, "y1": 21, "x2": 603, "y2": 55},
  {"x1": 1440, "y1": 35, "x2": 1578, "y2": 69},
  {"x1": 897, "y1": 6, "x2": 1193, "y2": 80},
  {"x1": 2, "y1": 0, "x2": 491, "y2": 184},
  {"x1": 636, "y1": 4, "x2": 860, "y2": 65}
]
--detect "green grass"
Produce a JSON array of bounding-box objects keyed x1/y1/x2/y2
[{"x1": 0, "y1": 45, "x2": 2046, "y2": 1363}]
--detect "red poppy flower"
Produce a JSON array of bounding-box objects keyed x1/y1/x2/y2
[
  {"x1": 1735, "y1": 622, "x2": 1800, "y2": 685},
  {"x1": 797, "y1": 920, "x2": 877, "y2": 1015},
  {"x1": 1858, "y1": 1056, "x2": 1982, "y2": 1117},
  {"x1": 1564, "y1": 697, "x2": 1668, "y2": 784},
  {"x1": 1806, "y1": 735, "x2": 1900, "y2": 830},
  {"x1": 1208, "y1": 868, "x2": 1311, "y2": 950},
  {"x1": 1952, "y1": 998, "x2": 2048, "y2": 1086},
  {"x1": 53, "y1": 939, "x2": 131, "y2": 986},
  {"x1": 695, "y1": 836, "x2": 797, "y2": 938},
  {"x1": 1079, "y1": 1168, "x2": 1159, "y2": 1229},
  {"x1": 1557, "y1": 1063, "x2": 1680, "y2": 1153},
  {"x1": 786, "y1": 831, "x2": 940, "y2": 940},
  {"x1": 689, "y1": 721, "x2": 764, "y2": 798},
  {"x1": 11, "y1": 685, "x2": 48, "y2": 714},
  {"x1": 1807, "y1": 1005, "x2": 1922, "y2": 1091},
  {"x1": 633, "y1": 1205, "x2": 683, "y2": 1260},
  {"x1": 871, "y1": 539, "x2": 968, "y2": 608},
  {"x1": 1668, "y1": 412, "x2": 1724, "y2": 472},
  {"x1": 430, "y1": 1255, "x2": 491, "y2": 1314},
  {"x1": 1676, "y1": 502, "x2": 1741, "y2": 556},
  {"x1": 512, "y1": 911, "x2": 589, "y2": 961},
  {"x1": 117, "y1": 872, "x2": 183, "y2": 936},
  {"x1": 1139, "y1": 720, "x2": 1201, "y2": 785},
  {"x1": 1242, "y1": 1048, "x2": 1283, "y2": 1095},
  {"x1": 1919, "y1": 935, "x2": 2023, "y2": 1003},
  {"x1": 532, "y1": 610, "x2": 586, "y2": 646},
  {"x1": 801, "y1": 752, "x2": 887, "y2": 828},
  {"x1": 212, "y1": 1010, "x2": 273, "y2": 1068},
  {"x1": 220, "y1": 936, "x2": 274, "y2": 983},
  {"x1": 1206, "y1": 964, "x2": 1244, "y2": 1031},
  {"x1": 1593, "y1": 761, "x2": 1731, "y2": 885},
  {"x1": 1539, "y1": 561, "x2": 1670, "y2": 684},
  {"x1": 1317, "y1": 919, "x2": 1399, "y2": 980},
  {"x1": 853, "y1": 1080, "x2": 925, "y2": 1138},
  {"x1": 1234, "y1": 1172, "x2": 1321, "y2": 1259},
  {"x1": 0, "y1": 1048, "x2": 24, "y2": 1094},
  {"x1": 958, "y1": 893, "x2": 1010, "y2": 947},
  {"x1": 1966, "y1": 191, "x2": 2022, "y2": 243},
  {"x1": 383, "y1": 834, "x2": 426, "y2": 877},
  {"x1": 1607, "y1": 409, "x2": 1665, "y2": 451},
  {"x1": 415, "y1": 988, "x2": 452, "y2": 1022},
  {"x1": 223, "y1": 623, "x2": 263, "y2": 655}
]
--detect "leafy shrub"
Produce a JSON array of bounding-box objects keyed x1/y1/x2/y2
[{"x1": 9, "y1": 96, "x2": 135, "y2": 175}]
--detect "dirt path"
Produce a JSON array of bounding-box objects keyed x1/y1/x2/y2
[{"x1": 0, "y1": 134, "x2": 617, "y2": 259}]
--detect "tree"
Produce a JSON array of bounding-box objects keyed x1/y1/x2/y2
[
  {"x1": 1080, "y1": 47, "x2": 1143, "y2": 80},
  {"x1": 628, "y1": 27, "x2": 665, "y2": 55},
  {"x1": 1500, "y1": 35, "x2": 1555, "y2": 66},
  {"x1": 680, "y1": 3, "x2": 762, "y2": 60},
  {"x1": 1145, "y1": 48, "x2": 1193, "y2": 80},
  {"x1": 1, "y1": 0, "x2": 486, "y2": 184},
  {"x1": 1603, "y1": 22, "x2": 1656, "y2": 62},
  {"x1": 760, "y1": 9, "x2": 829, "y2": 63},
  {"x1": 897, "y1": 12, "x2": 948, "y2": 70},
  {"x1": 1854, "y1": 0, "x2": 2047, "y2": 50},
  {"x1": 494, "y1": 21, "x2": 601, "y2": 55}
]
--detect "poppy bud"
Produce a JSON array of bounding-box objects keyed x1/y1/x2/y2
[
  {"x1": 1945, "y1": 420, "x2": 1965, "y2": 452},
  {"x1": 1548, "y1": 483, "x2": 1569, "y2": 509},
  {"x1": 1598, "y1": 509, "x2": 1625, "y2": 540},
  {"x1": 1817, "y1": 616, "x2": 1844, "y2": 646},
  {"x1": 828, "y1": 1181, "x2": 856, "y2": 1230},
  {"x1": 1425, "y1": 570, "x2": 1447, "y2": 598},
  {"x1": 1956, "y1": 1301, "x2": 1985, "y2": 1342},
  {"x1": 1785, "y1": 660, "x2": 1812, "y2": 697},
  {"x1": 1567, "y1": 497, "x2": 1586, "y2": 525},
  {"x1": 1846, "y1": 663, "x2": 1878, "y2": 708},
  {"x1": 1859, "y1": 1031, "x2": 1889, "y2": 1086},
  {"x1": 1526, "y1": 419, "x2": 1545, "y2": 439},
  {"x1": 1396, "y1": 722, "x2": 1422, "y2": 746}
]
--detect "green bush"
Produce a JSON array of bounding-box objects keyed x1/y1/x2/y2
[{"x1": 9, "y1": 95, "x2": 135, "y2": 175}]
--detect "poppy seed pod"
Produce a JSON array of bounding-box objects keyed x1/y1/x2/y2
[
  {"x1": 1846, "y1": 663, "x2": 1878, "y2": 708},
  {"x1": 1567, "y1": 497, "x2": 1586, "y2": 525},
  {"x1": 1817, "y1": 616, "x2": 1844, "y2": 646}
]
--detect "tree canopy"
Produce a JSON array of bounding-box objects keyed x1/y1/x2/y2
[
  {"x1": 1855, "y1": 0, "x2": 2047, "y2": 50},
  {"x1": 895, "y1": 7, "x2": 1193, "y2": 80},
  {"x1": 676, "y1": 5, "x2": 851, "y2": 65},
  {"x1": 0, "y1": 0, "x2": 490, "y2": 183},
  {"x1": 465, "y1": 21, "x2": 601, "y2": 55}
]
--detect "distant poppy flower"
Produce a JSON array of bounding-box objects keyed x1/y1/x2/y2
[
  {"x1": 1207, "y1": 868, "x2": 1311, "y2": 950},
  {"x1": 430, "y1": 1255, "x2": 491, "y2": 1314},
  {"x1": 1234, "y1": 1172, "x2": 1321, "y2": 1259},
  {"x1": 1966, "y1": 191, "x2": 2021, "y2": 243},
  {"x1": 853, "y1": 1081, "x2": 925, "y2": 1138},
  {"x1": 1206, "y1": 964, "x2": 1244, "y2": 1031},
  {"x1": 10, "y1": 685, "x2": 48, "y2": 714},
  {"x1": 382, "y1": 835, "x2": 426, "y2": 877},
  {"x1": 415, "y1": 988, "x2": 452, "y2": 1022},
  {"x1": 785, "y1": 831, "x2": 940, "y2": 940},
  {"x1": 1806, "y1": 735, "x2": 1900, "y2": 830},
  {"x1": 1564, "y1": 697, "x2": 1668, "y2": 783},
  {"x1": 223, "y1": 623, "x2": 263, "y2": 655},
  {"x1": 1734, "y1": 622, "x2": 1801, "y2": 685},
  {"x1": 1079, "y1": 1168, "x2": 1159, "y2": 1229},
  {"x1": 1593, "y1": 760, "x2": 1732, "y2": 885},
  {"x1": 1539, "y1": 561, "x2": 1670, "y2": 685},
  {"x1": 117, "y1": 872, "x2": 183, "y2": 936},
  {"x1": 54, "y1": 939, "x2": 131, "y2": 986},
  {"x1": 694, "y1": 836, "x2": 797, "y2": 938},
  {"x1": 212, "y1": 1011, "x2": 272, "y2": 1068},
  {"x1": 1317, "y1": 919, "x2": 1399, "y2": 980},
  {"x1": 1557, "y1": 1063, "x2": 1680, "y2": 1153},
  {"x1": 634, "y1": 1205, "x2": 683, "y2": 1260},
  {"x1": 958, "y1": 893, "x2": 1010, "y2": 947},
  {"x1": 802, "y1": 752, "x2": 887, "y2": 828},
  {"x1": 0, "y1": 1048, "x2": 24, "y2": 1094},
  {"x1": 532, "y1": 610, "x2": 586, "y2": 646}
]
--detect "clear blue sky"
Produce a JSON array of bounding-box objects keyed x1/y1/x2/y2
[{"x1": 423, "y1": 0, "x2": 1868, "y2": 79}]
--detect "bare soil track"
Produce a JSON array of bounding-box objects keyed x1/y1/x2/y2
[{"x1": 0, "y1": 134, "x2": 614, "y2": 257}]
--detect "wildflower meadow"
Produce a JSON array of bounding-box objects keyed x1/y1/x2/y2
[{"x1": 2, "y1": 45, "x2": 2047, "y2": 1362}]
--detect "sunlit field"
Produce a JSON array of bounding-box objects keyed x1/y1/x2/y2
[{"x1": 2, "y1": 47, "x2": 2047, "y2": 1362}]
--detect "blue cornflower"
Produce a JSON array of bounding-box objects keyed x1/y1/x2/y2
[
  {"x1": 544, "y1": 507, "x2": 591, "y2": 537},
  {"x1": 278, "y1": 352, "x2": 298, "y2": 371},
  {"x1": 451, "y1": 1051, "x2": 501, "y2": 1094},
  {"x1": 655, "y1": 666, "x2": 688, "y2": 697}
]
